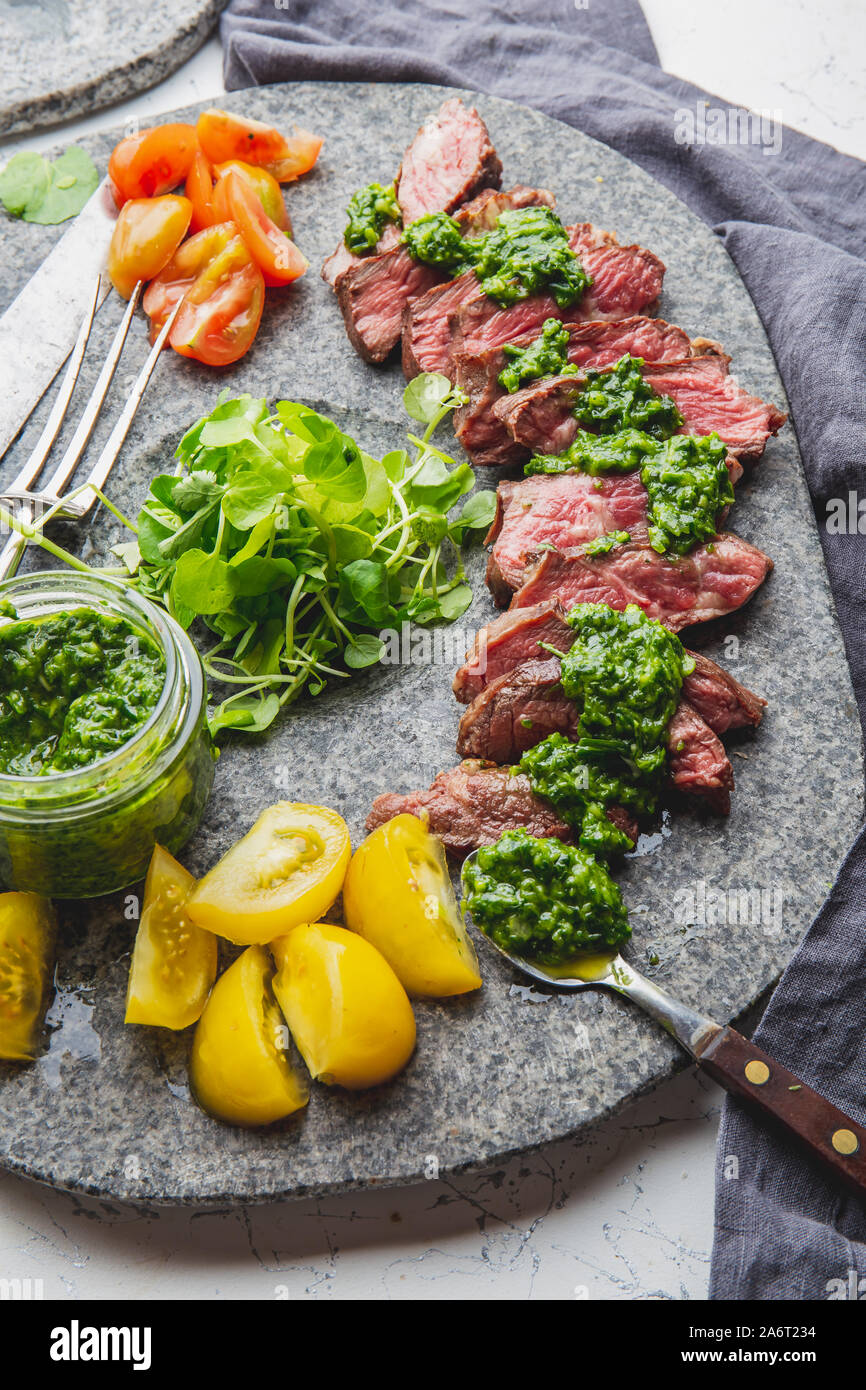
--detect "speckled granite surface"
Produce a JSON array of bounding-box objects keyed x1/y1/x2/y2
[
  {"x1": 0, "y1": 83, "x2": 861, "y2": 1203},
  {"x1": 0, "y1": 0, "x2": 227, "y2": 136}
]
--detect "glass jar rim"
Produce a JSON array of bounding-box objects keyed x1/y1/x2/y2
[{"x1": 0, "y1": 570, "x2": 202, "y2": 812}]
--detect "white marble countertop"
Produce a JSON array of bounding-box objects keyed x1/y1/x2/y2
[{"x1": 0, "y1": 0, "x2": 862, "y2": 1302}]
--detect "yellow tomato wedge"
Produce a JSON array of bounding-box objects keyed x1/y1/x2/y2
[
  {"x1": 125, "y1": 846, "x2": 217, "y2": 1030},
  {"x1": 107, "y1": 194, "x2": 192, "y2": 300},
  {"x1": 342, "y1": 814, "x2": 482, "y2": 998},
  {"x1": 186, "y1": 802, "x2": 350, "y2": 945},
  {"x1": 0, "y1": 892, "x2": 55, "y2": 1061},
  {"x1": 271, "y1": 924, "x2": 415, "y2": 1090},
  {"x1": 190, "y1": 945, "x2": 308, "y2": 1126}
]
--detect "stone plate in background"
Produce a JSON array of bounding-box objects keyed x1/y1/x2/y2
[
  {"x1": 0, "y1": 83, "x2": 861, "y2": 1203},
  {"x1": 0, "y1": 0, "x2": 227, "y2": 136}
]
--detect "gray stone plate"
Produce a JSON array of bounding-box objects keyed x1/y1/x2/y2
[
  {"x1": 0, "y1": 83, "x2": 861, "y2": 1204},
  {"x1": 0, "y1": 0, "x2": 227, "y2": 136}
]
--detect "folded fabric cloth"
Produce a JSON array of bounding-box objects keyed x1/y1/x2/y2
[{"x1": 221, "y1": 0, "x2": 866, "y2": 1299}]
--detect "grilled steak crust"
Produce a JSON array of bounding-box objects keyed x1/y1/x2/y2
[
  {"x1": 452, "y1": 317, "x2": 724, "y2": 467},
  {"x1": 395, "y1": 97, "x2": 503, "y2": 225},
  {"x1": 452, "y1": 599, "x2": 766, "y2": 733},
  {"x1": 455, "y1": 659, "x2": 735, "y2": 813},
  {"x1": 494, "y1": 356, "x2": 787, "y2": 460},
  {"x1": 509, "y1": 534, "x2": 772, "y2": 630},
  {"x1": 402, "y1": 224, "x2": 666, "y2": 380}
]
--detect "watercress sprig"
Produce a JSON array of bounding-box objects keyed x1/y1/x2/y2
[{"x1": 2, "y1": 374, "x2": 496, "y2": 739}]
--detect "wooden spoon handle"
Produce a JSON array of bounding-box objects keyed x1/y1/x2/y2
[{"x1": 696, "y1": 1025, "x2": 866, "y2": 1197}]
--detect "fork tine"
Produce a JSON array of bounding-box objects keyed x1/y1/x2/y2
[
  {"x1": 69, "y1": 296, "x2": 183, "y2": 515},
  {"x1": 3, "y1": 275, "x2": 101, "y2": 495},
  {"x1": 38, "y1": 281, "x2": 143, "y2": 501}
]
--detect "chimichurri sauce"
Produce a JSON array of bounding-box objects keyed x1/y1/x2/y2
[
  {"x1": 343, "y1": 181, "x2": 402, "y2": 255},
  {"x1": 574, "y1": 355, "x2": 684, "y2": 439},
  {"x1": 0, "y1": 608, "x2": 165, "y2": 776},
  {"x1": 402, "y1": 206, "x2": 591, "y2": 308},
  {"x1": 499, "y1": 318, "x2": 579, "y2": 393},
  {"x1": 462, "y1": 827, "x2": 631, "y2": 965},
  {"x1": 520, "y1": 603, "x2": 693, "y2": 855}
]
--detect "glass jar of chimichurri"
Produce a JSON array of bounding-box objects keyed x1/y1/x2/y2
[{"x1": 0, "y1": 572, "x2": 215, "y2": 898}]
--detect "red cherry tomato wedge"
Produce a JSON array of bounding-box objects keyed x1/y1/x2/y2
[
  {"x1": 196, "y1": 109, "x2": 291, "y2": 167},
  {"x1": 264, "y1": 130, "x2": 323, "y2": 184},
  {"x1": 184, "y1": 150, "x2": 218, "y2": 233},
  {"x1": 219, "y1": 170, "x2": 308, "y2": 288},
  {"x1": 213, "y1": 161, "x2": 289, "y2": 232},
  {"x1": 109, "y1": 123, "x2": 199, "y2": 205},
  {"x1": 108, "y1": 195, "x2": 192, "y2": 300},
  {"x1": 169, "y1": 233, "x2": 266, "y2": 367},
  {"x1": 143, "y1": 222, "x2": 237, "y2": 336},
  {"x1": 196, "y1": 109, "x2": 322, "y2": 183}
]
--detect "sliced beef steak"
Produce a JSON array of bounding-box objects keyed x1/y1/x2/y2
[
  {"x1": 322, "y1": 221, "x2": 401, "y2": 290},
  {"x1": 322, "y1": 97, "x2": 501, "y2": 294},
  {"x1": 399, "y1": 187, "x2": 557, "y2": 378},
  {"x1": 402, "y1": 223, "x2": 666, "y2": 380},
  {"x1": 452, "y1": 599, "x2": 766, "y2": 733},
  {"x1": 453, "y1": 600, "x2": 575, "y2": 702},
  {"x1": 452, "y1": 317, "x2": 724, "y2": 467},
  {"x1": 666, "y1": 701, "x2": 734, "y2": 813},
  {"x1": 455, "y1": 659, "x2": 735, "y2": 813},
  {"x1": 364, "y1": 759, "x2": 634, "y2": 857},
  {"x1": 483, "y1": 468, "x2": 740, "y2": 603},
  {"x1": 334, "y1": 187, "x2": 549, "y2": 364},
  {"x1": 448, "y1": 226, "x2": 666, "y2": 366},
  {"x1": 485, "y1": 472, "x2": 651, "y2": 600},
  {"x1": 495, "y1": 356, "x2": 786, "y2": 460},
  {"x1": 335, "y1": 249, "x2": 443, "y2": 362},
  {"x1": 395, "y1": 97, "x2": 502, "y2": 225},
  {"x1": 683, "y1": 651, "x2": 766, "y2": 733},
  {"x1": 456, "y1": 657, "x2": 579, "y2": 760},
  {"x1": 509, "y1": 534, "x2": 772, "y2": 631}
]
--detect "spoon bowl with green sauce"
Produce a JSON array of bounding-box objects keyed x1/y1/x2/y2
[
  {"x1": 0, "y1": 571, "x2": 215, "y2": 899},
  {"x1": 460, "y1": 837, "x2": 866, "y2": 1197}
]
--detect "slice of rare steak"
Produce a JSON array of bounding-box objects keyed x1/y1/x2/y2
[
  {"x1": 508, "y1": 535, "x2": 772, "y2": 631},
  {"x1": 364, "y1": 759, "x2": 620, "y2": 857},
  {"x1": 494, "y1": 356, "x2": 787, "y2": 460},
  {"x1": 452, "y1": 316, "x2": 724, "y2": 467},
  {"x1": 395, "y1": 97, "x2": 503, "y2": 225}
]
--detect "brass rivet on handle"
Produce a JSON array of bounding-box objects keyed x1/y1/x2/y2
[
  {"x1": 831, "y1": 1128, "x2": 860, "y2": 1156},
  {"x1": 744, "y1": 1060, "x2": 770, "y2": 1085}
]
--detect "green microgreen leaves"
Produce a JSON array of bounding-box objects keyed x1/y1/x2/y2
[{"x1": 119, "y1": 375, "x2": 485, "y2": 736}]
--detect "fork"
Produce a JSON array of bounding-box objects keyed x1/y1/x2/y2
[
  {"x1": 0, "y1": 273, "x2": 181, "y2": 582},
  {"x1": 460, "y1": 852, "x2": 866, "y2": 1197}
]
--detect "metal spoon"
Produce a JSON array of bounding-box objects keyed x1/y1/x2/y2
[{"x1": 460, "y1": 852, "x2": 866, "y2": 1197}]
